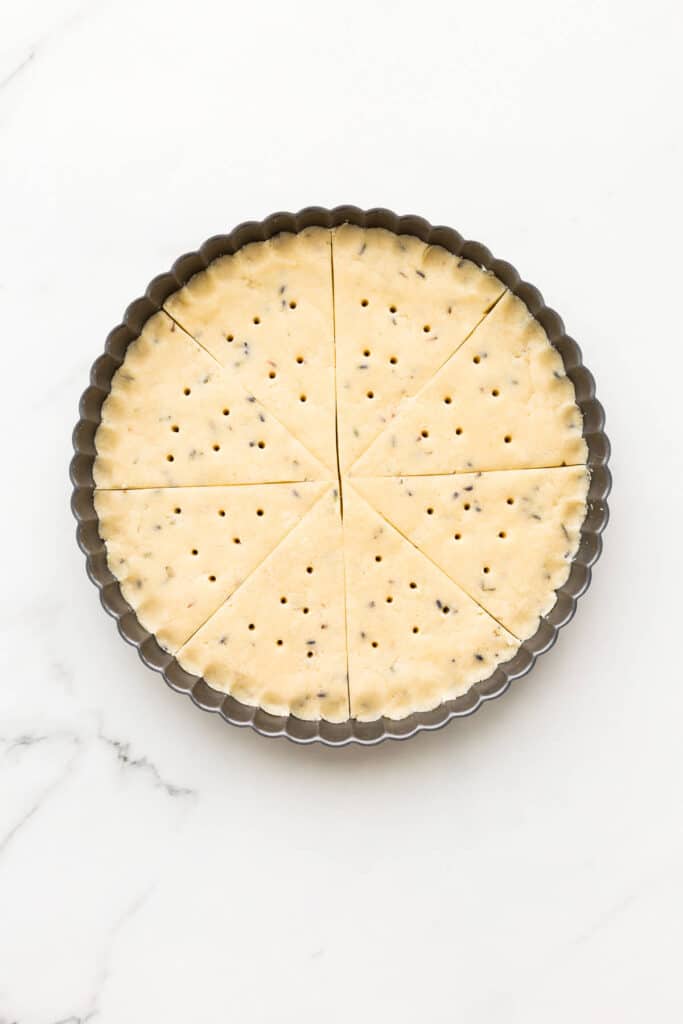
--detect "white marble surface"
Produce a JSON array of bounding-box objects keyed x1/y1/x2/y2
[{"x1": 1, "y1": 0, "x2": 682, "y2": 1020}]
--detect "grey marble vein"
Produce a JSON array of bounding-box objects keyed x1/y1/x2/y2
[
  {"x1": 0, "y1": 1, "x2": 100, "y2": 100},
  {"x1": 0, "y1": 52, "x2": 35, "y2": 92},
  {"x1": 97, "y1": 729, "x2": 195, "y2": 798},
  {"x1": 573, "y1": 887, "x2": 642, "y2": 946},
  {"x1": 1, "y1": 886, "x2": 157, "y2": 1024},
  {"x1": 0, "y1": 734, "x2": 82, "y2": 855},
  {"x1": 51, "y1": 1016, "x2": 96, "y2": 1024},
  {"x1": 58, "y1": 886, "x2": 155, "y2": 1024},
  {"x1": 1, "y1": 733, "x2": 50, "y2": 754}
]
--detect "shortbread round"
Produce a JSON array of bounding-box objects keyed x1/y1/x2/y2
[{"x1": 94, "y1": 226, "x2": 588, "y2": 723}]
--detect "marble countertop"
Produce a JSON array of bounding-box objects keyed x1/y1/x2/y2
[{"x1": 2, "y1": 0, "x2": 682, "y2": 1020}]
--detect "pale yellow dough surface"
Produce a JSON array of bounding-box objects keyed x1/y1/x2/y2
[
  {"x1": 332, "y1": 226, "x2": 505, "y2": 472},
  {"x1": 354, "y1": 468, "x2": 589, "y2": 641},
  {"x1": 343, "y1": 486, "x2": 519, "y2": 720},
  {"x1": 177, "y1": 487, "x2": 349, "y2": 723},
  {"x1": 93, "y1": 227, "x2": 589, "y2": 723},
  {"x1": 95, "y1": 312, "x2": 328, "y2": 488},
  {"x1": 351, "y1": 291, "x2": 587, "y2": 477},
  {"x1": 164, "y1": 228, "x2": 337, "y2": 473},
  {"x1": 94, "y1": 482, "x2": 326, "y2": 653}
]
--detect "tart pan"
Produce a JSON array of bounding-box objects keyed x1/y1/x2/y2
[{"x1": 71, "y1": 206, "x2": 611, "y2": 747}]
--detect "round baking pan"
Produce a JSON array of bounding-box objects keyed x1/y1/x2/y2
[{"x1": 71, "y1": 206, "x2": 611, "y2": 746}]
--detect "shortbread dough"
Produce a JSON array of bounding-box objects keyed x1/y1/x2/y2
[{"x1": 93, "y1": 228, "x2": 589, "y2": 722}]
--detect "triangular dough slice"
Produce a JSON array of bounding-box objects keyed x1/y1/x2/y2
[
  {"x1": 354, "y1": 467, "x2": 589, "y2": 641},
  {"x1": 94, "y1": 312, "x2": 328, "y2": 488},
  {"x1": 95, "y1": 482, "x2": 327, "y2": 653},
  {"x1": 342, "y1": 485, "x2": 519, "y2": 722},
  {"x1": 332, "y1": 225, "x2": 505, "y2": 471},
  {"x1": 164, "y1": 228, "x2": 337, "y2": 472},
  {"x1": 351, "y1": 291, "x2": 588, "y2": 476},
  {"x1": 177, "y1": 486, "x2": 349, "y2": 723}
]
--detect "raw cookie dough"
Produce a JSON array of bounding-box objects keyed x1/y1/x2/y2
[
  {"x1": 354, "y1": 467, "x2": 589, "y2": 640},
  {"x1": 177, "y1": 486, "x2": 349, "y2": 722},
  {"x1": 94, "y1": 312, "x2": 329, "y2": 488},
  {"x1": 342, "y1": 485, "x2": 520, "y2": 721},
  {"x1": 332, "y1": 225, "x2": 505, "y2": 472},
  {"x1": 351, "y1": 290, "x2": 587, "y2": 477},
  {"x1": 93, "y1": 227, "x2": 589, "y2": 723},
  {"x1": 164, "y1": 228, "x2": 337, "y2": 474},
  {"x1": 95, "y1": 482, "x2": 327, "y2": 653}
]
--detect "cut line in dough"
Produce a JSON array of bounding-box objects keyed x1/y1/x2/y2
[
  {"x1": 342, "y1": 484, "x2": 519, "y2": 721},
  {"x1": 164, "y1": 228, "x2": 338, "y2": 474},
  {"x1": 354, "y1": 467, "x2": 589, "y2": 640},
  {"x1": 176, "y1": 486, "x2": 348, "y2": 722},
  {"x1": 350, "y1": 290, "x2": 587, "y2": 478},
  {"x1": 93, "y1": 227, "x2": 589, "y2": 723},
  {"x1": 95, "y1": 481, "x2": 327, "y2": 654},
  {"x1": 332, "y1": 225, "x2": 507, "y2": 472},
  {"x1": 94, "y1": 311, "x2": 330, "y2": 489}
]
